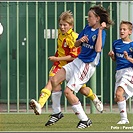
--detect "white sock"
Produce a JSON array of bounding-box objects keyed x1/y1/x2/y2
[
  {"x1": 117, "y1": 100, "x2": 128, "y2": 121},
  {"x1": 52, "y1": 91, "x2": 62, "y2": 114},
  {"x1": 71, "y1": 101, "x2": 88, "y2": 121}
]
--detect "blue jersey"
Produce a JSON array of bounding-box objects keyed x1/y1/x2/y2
[
  {"x1": 77, "y1": 25, "x2": 106, "y2": 65},
  {"x1": 113, "y1": 39, "x2": 133, "y2": 70}
]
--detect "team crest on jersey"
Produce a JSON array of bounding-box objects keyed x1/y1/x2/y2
[
  {"x1": 92, "y1": 35, "x2": 96, "y2": 42},
  {"x1": 129, "y1": 47, "x2": 133, "y2": 52},
  {"x1": 72, "y1": 48, "x2": 76, "y2": 52}
]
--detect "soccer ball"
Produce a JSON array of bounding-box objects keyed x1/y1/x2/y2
[{"x1": 0, "y1": 23, "x2": 3, "y2": 35}]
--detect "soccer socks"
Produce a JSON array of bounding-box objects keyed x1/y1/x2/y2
[
  {"x1": 72, "y1": 101, "x2": 88, "y2": 121},
  {"x1": 87, "y1": 88, "x2": 96, "y2": 101},
  {"x1": 117, "y1": 100, "x2": 128, "y2": 121},
  {"x1": 52, "y1": 91, "x2": 62, "y2": 114},
  {"x1": 38, "y1": 88, "x2": 51, "y2": 108}
]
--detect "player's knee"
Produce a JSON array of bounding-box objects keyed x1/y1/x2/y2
[
  {"x1": 115, "y1": 92, "x2": 123, "y2": 102},
  {"x1": 51, "y1": 76, "x2": 57, "y2": 87},
  {"x1": 115, "y1": 87, "x2": 125, "y2": 102},
  {"x1": 64, "y1": 89, "x2": 69, "y2": 97},
  {"x1": 64, "y1": 87, "x2": 72, "y2": 98},
  {"x1": 79, "y1": 88, "x2": 88, "y2": 96}
]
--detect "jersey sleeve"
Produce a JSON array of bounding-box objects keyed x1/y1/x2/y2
[
  {"x1": 112, "y1": 40, "x2": 116, "y2": 53},
  {"x1": 101, "y1": 30, "x2": 106, "y2": 48}
]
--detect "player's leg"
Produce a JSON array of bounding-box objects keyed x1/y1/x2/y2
[
  {"x1": 51, "y1": 68, "x2": 66, "y2": 89},
  {"x1": 45, "y1": 68, "x2": 66, "y2": 125},
  {"x1": 30, "y1": 79, "x2": 52, "y2": 115},
  {"x1": 30, "y1": 65, "x2": 61, "y2": 115},
  {"x1": 79, "y1": 86, "x2": 103, "y2": 113},
  {"x1": 51, "y1": 60, "x2": 93, "y2": 128},
  {"x1": 37, "y1": 65, "x2": 62, "y2": 109},
  {"x1": 48, "y1": 65, "x2": 63, "y2": 114},
  {"x1": 50, "y1": 67, "x2": 66, "y2": 114},
  {"x1": 52, "y1": 86, "x2": 62, "y2": 114},
  {"x1": 64, "y1": 87, "x2": 92, "y2": 128},
  {"x1": 45, "y1": 84, "x2": 64, "y2": 126},
  {"x1": 115, "y1": 86, "x2": 129, "y2": 124}
]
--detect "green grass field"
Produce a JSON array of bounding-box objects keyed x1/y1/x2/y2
[{"x1": 0, "y1": 113, "x2": 133, "y2": 132}]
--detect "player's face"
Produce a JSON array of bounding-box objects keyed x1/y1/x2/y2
[
  {"x1": 120, "y1": 24, "x2": 132, "y2": 40},
  {"x1": 87, "y1": 10, "x2": 99, "y2": 28},
  {"x1": 59, "y1": 20, "x2": 72, "y2": 34}
]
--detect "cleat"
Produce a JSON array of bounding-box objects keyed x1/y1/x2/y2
[
  {"x1": 117, "y1": 119, "x2": 129, "y2": 124},
  {"x1": 29, "y1": 99, "x2": 42, "y2": 115},
  {"x1": 45, "y1": 112, "x2": 64, "y2": 126},
  {"x1": 77, "y1": 119, "x2": 92, "y2": 129},
  {"x1": 92, "y1": 94, "x2": 103, "y2": 113},
  {"x1": 100, "y1": 111, "x2": 103, "y2": 113}
]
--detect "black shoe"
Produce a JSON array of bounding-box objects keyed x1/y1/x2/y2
[
  {"x1": 45, "y1": 112, "x2": 64, "y2": 126},
  {"x1": 77, "y1": 119, "x2": 92, "y2": 128}
]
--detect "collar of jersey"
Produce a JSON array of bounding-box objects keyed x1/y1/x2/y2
[
  {"x1": 59, "y1": 28, "x2": 73, "y2": 35},
  {"x1": 66, "y1": 28, "x2": 73, "y2": 35}
]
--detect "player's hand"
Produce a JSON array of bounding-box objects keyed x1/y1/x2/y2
[
  {"x1": 79, "y1": 35, "x2": 89, "y2": 43},
  {"x1": 48, "y1": 56, "x2": 59, "y2": 62},
  {"x1": 123, "y1": 51, "x2": 129, "y2": 60},
  {"x1": 100, "y1": 22, "x2": 106, "y2": 30},
  {"x1": 108, "y1": 51, "x2": 116, "y2": 61},
  {"x1": 108, "y1": 51, "x2": 114, "y2": 57},
  {"x1": 124, "y1": 51, "x2": 133, "y2": 63}
]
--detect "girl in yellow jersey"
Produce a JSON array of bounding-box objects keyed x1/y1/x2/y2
[
  {"x1": 30, "y1": 10, "x2": 103, "y2": 125},
  {"x1": 49, "y1": 28, "x2": 80, "y2": 77}
]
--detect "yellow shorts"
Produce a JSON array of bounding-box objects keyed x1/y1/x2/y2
[{"x1": 49, "y1": 65, "x2": 61, "y2": 77}]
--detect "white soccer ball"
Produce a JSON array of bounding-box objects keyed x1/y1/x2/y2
[{"x1": 0, "y1": 23, "x2": 4, "y2": 35}]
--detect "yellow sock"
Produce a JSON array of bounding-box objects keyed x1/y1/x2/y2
[
  {"x1": 38, "y1": 88, "x2": 51, "y2": 108},
  {"x1": 87, "y1": 88, "x2": 96, "y2": 101}
]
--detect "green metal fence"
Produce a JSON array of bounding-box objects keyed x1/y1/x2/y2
[{"x1": 0, "y1": 1, "x2": 132, "y2": 114}]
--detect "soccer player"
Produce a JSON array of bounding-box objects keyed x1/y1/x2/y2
[
  {"x1": 50, "y1": 5, "x2": 113, "y2": 128},
  {"x1": 30, "y1": 10, "x2": 103, "y2": 122},
  {"x1": 108, "y1": 20, "x2": 133, "y2": 124}
]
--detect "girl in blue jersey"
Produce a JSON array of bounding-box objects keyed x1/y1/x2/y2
[
  {"x1": 108, "y1": 20, "x2": 133, "y2": 124},
  {"x1": 51, "y1": 5, "x2": 113, "y2": 128}
]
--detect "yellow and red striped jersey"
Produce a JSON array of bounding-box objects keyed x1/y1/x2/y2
[{"x1": 54, "y1": 28, "x2": 80, "y2": 67}]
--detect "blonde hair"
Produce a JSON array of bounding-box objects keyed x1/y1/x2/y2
[
  {"x1": 120, "y1": 20, "x2": 133, "y2": 31},
  {"x1": 58, "y1": 10, "x2": 74, "y2": 26}
]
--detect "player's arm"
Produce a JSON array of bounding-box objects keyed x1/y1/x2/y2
[
  {"x1": 123, "y1": 51, "x2": 133, "y2": 63},
  {"x1": 75, "y1": 29, "x2": 88, "y2": 47},
  {"x1": 49, "y1": 46, "x2": 80, "y2": 62},
  {"x1": 95, "y1": 22, "x2": 106, "y2": 52},
  {"x1": 75, "y1": 36, "x2": 88, "y2": 47},
  {"x1": 48, "y1": 55, "x2": 75, "y2": 62}
]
